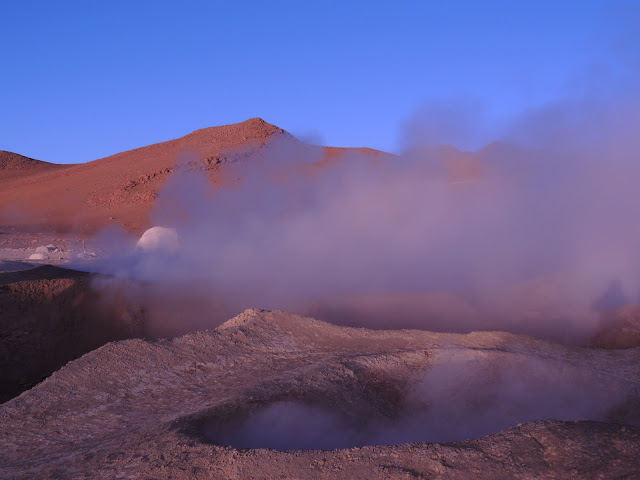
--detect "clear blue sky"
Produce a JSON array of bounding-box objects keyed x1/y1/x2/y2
[{"x1": 0, "y1": 1, "x2": 634, "y2": 163}]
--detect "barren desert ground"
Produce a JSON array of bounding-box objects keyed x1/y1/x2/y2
[{"x1": 2, "y1": 119, "x2": 640, "y2": 479}]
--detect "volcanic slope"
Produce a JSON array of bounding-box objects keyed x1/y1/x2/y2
[
  {"x1": 0, "y1": 119, "x2": 286, "y2": 233},
  {"x1": 2, "y1": 309, "x2": 639, "y2": 479},
  {"x1": 0, "y1": 119, "x2": 393, "y2": 236}
]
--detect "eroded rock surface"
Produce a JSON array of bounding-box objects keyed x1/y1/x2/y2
[{"x1": 1, "y1": 309, "x2": 639, "y2": 479}]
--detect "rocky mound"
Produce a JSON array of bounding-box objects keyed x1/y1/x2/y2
[{"x1": 2, "y1": 309, "x2": 639, "y2": 479}]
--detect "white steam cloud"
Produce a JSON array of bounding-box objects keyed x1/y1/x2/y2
[{"x1": 87, "y1": 59, "x2": 640, "y2": 344}]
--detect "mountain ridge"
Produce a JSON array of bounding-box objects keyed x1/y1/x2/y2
[{"x1": 0, "y1": 118, "x2": 386, "y2": 233}]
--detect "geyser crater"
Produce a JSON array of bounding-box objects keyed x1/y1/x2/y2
[{"x1": 194, "y1": 354, "x2": 635, "y2": 451}]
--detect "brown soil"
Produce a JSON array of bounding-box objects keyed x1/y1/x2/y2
[{"x1": 1, "y1": 309, "x2": 639, "y2": 479}]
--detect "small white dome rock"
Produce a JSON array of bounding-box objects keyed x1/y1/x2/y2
[{"x1": 136, "y1": 227, "x2": 180, "y2": 253}]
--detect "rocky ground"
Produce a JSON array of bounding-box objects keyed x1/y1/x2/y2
[
  {"x1": 0, "y1": 228, "x2": 73, "y2": 264},
  {"x1": 1, "y1": 309, "x2": 640, "y2": 479},
  {"x1": 0, "y1": 227, "x2": 104, "y2": 267}
]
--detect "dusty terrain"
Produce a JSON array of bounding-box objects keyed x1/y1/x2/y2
[
  {"x1": 2, "y1": 120, "x2": 640, "y2": 478},
  {"x1": 2, "y1": 308, "x2": 640, "y2": 479}
]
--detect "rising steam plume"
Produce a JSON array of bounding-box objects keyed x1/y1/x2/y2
[{"x1": 87, "y1": 58, "x2": 640, "y2": 344}]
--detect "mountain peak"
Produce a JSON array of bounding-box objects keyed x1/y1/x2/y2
[{"x1": 184, "y1": 117, "x2": 287, "y2": 142}]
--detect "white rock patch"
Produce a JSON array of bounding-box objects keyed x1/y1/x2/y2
[{"x1": 136, "y1": 227, "x2": 180, "y2": 253}]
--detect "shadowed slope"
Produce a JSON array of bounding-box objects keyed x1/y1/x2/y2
[{"x1": 0, "y1": 265, "x2": 146, "y2": 402}]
